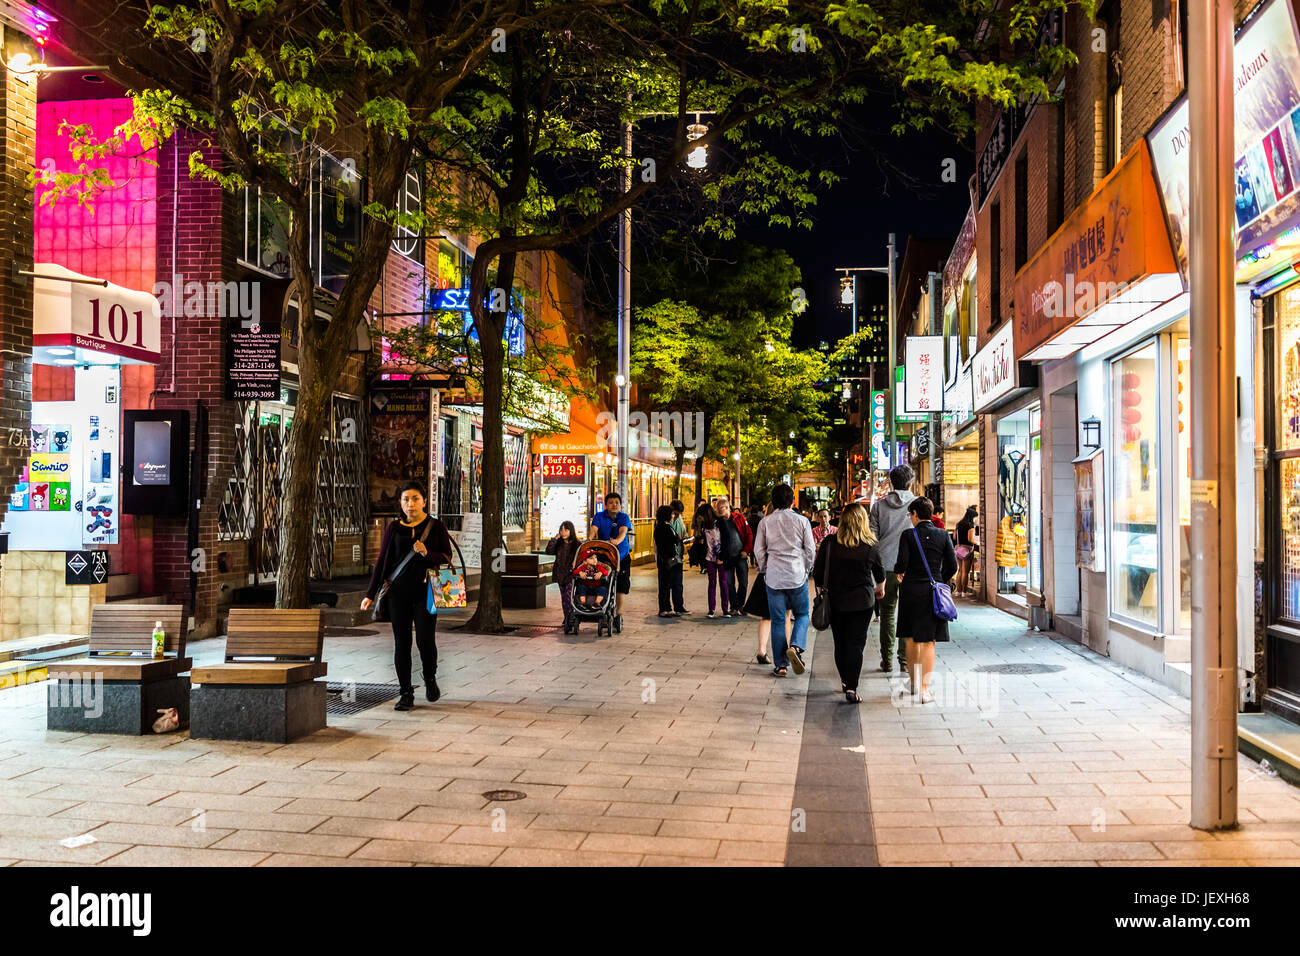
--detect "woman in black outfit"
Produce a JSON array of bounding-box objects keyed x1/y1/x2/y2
[
  {"x1": 653, "y1": 505, "x2": 682, "y2": 618},
  {"x1": 812, "y1": 503, "x2": 885, "y2": 703},
  {"x1": 360, "y1": 481, "x2": 454, "y2": 711},
  {"x1": 894, "y1": 496, "x2": 958, "y2": 703},
  {"x1": 954, "y1": 506, "x2": 978, "y2": 596}
]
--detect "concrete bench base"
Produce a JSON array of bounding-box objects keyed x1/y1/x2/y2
[
  {"x1": 46, "y1": 675, "x2": 191, "y2": 736},
  {"x1": 189, "y1": 680, "x2": 327, "y2": 743},
  {"x1": 502, "y1": 578, "x2": 548, "y2": 609}
]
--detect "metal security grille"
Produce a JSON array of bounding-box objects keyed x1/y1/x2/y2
[
  {"x1": 219, "y1": 395, "x2": 364, "y2": 580},
  {"x1": 440, "y1": 440, "x2": 463, "y2": 532},
  {"x1": 325, "y1": 682, "x2": 403, "y2": 716},
  {"x1": 217, "y1": 403, "x2": 256, "y2": 542},
  {"x1": 258, "y1": 416, "x2": 285, "y2": 577},
  {"x1": 311, "y1": 395, "x2": 367, "y2": 578},
  {"x1": 504, "y1": 433, "x2": 529, "y2": 529},
  {"x1": 330, "y1": 396, "x2": 367, "y2": 537},
  {"x1": 469, "y1": 449, "x2": 483, "y2": 513}
]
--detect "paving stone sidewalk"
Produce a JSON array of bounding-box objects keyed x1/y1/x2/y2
[
  {"x1": 0, "y1": 568, "x2": 1296, "y2": 866},
  {"x1": 856, "y1": 602, "x2": 1300, "y2": 865}
]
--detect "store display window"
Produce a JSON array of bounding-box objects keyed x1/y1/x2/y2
[
  {"x1": 1110, "y1": 341, "x2": 1161, "y2": 627},
  {"x1": 995, "y1": 407, "x2": 1034, "y2": 594}
]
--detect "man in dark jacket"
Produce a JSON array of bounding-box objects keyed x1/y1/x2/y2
[{"x1": 714, "y1": 497, "x2": 752, "y2": 616}]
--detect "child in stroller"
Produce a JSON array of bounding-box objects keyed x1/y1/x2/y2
[
  {"x1": 573, "y1": 552, "x2": 611, "y2": 609},
  {"x1": 568, "y1": 540, "x2": 622, "y2": 636}
]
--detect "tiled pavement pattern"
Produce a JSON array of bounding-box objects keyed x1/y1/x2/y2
[{"x1": 0, "y1": 569, "x2": 1298, "y2": 866}]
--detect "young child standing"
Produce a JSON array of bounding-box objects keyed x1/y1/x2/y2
[{"x1": 545, "y1": 521, "x2": 581, "y2": 633}]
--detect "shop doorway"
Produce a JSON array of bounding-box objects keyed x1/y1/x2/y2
[{"x1": 994, "y1": 402, "x2": 1040, "y2": 601}]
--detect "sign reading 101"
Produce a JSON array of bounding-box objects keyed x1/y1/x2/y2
[{"x1": 541, "y1": 454, "x2": 587, "y2": 485}]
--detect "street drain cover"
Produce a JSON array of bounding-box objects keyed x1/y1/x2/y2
[
  {"x1": 483, "y1": 789, "x2": 527, "y2": 801},
  {"x1": 325, "y1": 682, "x2": 403, "y2": 715},
  {"x1": 974, "y1": 663, "x2": 1067, "y2": 675}
]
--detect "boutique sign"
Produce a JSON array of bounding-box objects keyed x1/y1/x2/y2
[
  {"x1": 973, "y1": 322, "x2": 1039, "y2": 414},
  {"x1": 33, "y1": 264, "x2": 162, "y2": 365}
]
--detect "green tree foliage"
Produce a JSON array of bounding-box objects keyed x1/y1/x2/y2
[{"x1": 38, "y1": 0, "x2": 1091, "y2": 623}]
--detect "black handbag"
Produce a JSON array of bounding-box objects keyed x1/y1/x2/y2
[
  {"x1": 811, "y1": 538, "x2": 832, "y2": 631},
  {"x1": 372, "y1": 520, "x2": 433, "y2": 622}
]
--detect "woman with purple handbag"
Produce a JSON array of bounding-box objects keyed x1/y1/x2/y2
[{"x1": 892, "y1": 497, "x2": 959, "y2": 703}]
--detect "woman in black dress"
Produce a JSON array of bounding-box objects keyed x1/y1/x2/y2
[
  {"x1": 742, "y1": 502, "x2": 775, "y2": 664},
  {"x1": 812, "y1": 503, "x2": 885, "y2": 703},
  {"x1": 893, "y1": 496, "x2": 958, "y2": 703},
  {"x1": 360, "y1": 481, "x2": 454, "y2": 711}
]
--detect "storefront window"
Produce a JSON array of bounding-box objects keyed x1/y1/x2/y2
[
  {"x1": 995, "y1": 407, "x2": 1033, "y2": 594},
  {"x1": 1177, "y1": 338, "x2": 1192, "y2": 632},
  {"x1": 1111, "y1": 341, "x2": 1161, "y2": 627},
  {"x1": 1276, "y1": 287, "x2": 1300, "y2": 622}
]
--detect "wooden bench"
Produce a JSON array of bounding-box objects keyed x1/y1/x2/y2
[
  {"x1": 46, "y1": 605, "x2": 189, "y2": 735},
  {"x1": 502, "y1": 552, "x2": 555, "y2": 609},
  {"x1": 189, "y1": 609, "x2": 328, "y2": 743}
]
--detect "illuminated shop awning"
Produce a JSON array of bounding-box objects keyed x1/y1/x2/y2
[
  {"x1": 32, "y1": 263, "x2": 162, "y2": 366},
  {"x1": 1013, "y1": 143, "x2": 1179, "y2": 363}
]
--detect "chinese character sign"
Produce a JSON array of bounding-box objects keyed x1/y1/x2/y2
[{"x1": 903, "y1": 336, "x2": 945, "y2": 414}]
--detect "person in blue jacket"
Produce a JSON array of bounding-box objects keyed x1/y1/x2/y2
[{"x1": 589, "y1": 491, "x2": 633, "y2": 631}]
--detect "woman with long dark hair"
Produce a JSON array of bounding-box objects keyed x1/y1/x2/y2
[{"x1": 360, "y1": 481, "x2": 454, "y2": 711}]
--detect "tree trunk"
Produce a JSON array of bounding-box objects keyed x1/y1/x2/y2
[
  {"x1": 672, "y1": 443, "x2": 686, "y2": 502},
  {"x1": 276, "y1": 376, "x2": 331, "y2": 608},
  {"x1": 465, "y1": 250, "x2": 515, "y2": 633},
  {"x1": 693, "y1": 412, "x2": 712, "y2": 506}
]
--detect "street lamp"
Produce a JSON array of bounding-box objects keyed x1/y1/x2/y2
[
  {"x1": 617, "y1": 108, "x2": 715, "y2": 507},
  {"x1": 837, "y1": 240, "x2": 898, "y2": 499}
]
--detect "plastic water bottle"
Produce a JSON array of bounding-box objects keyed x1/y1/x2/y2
[{"x1": 152, "y1": 621, "x2": 165, "y2": 659}]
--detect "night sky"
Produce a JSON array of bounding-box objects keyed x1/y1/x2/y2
[{"x1": 739, "y1": 117, "x2": 976, "y2": 349}]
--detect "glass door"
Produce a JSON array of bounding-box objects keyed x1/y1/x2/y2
[{"x1": 1028, "y1": 405, "x2": 1043, "y2": 593}]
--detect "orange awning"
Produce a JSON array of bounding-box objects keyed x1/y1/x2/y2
[{"x1": 531, "y1": 393, "x2": 611, "y2": 455}]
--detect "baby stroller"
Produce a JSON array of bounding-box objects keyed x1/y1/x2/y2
[{"x1": 568, "y1": 540, "x2": 621, "y2": 637}]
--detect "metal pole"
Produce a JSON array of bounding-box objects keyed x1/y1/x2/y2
[
  {"x1": 851, "y1": 274, "x2": 858, "y2": 336},
  {"x1": 887, "y1": 233, "x2": 897, "y2": 477},
  {"x1": 1188, "y1": 0, "x2": 1237, "y2": 830},
  {"x1": 617, "y1": 115, "x2": 632, "y2": 505}
]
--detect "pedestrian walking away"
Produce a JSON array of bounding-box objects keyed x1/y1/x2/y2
[
  {"x1": 545, "y1": 520, "x2": 581, "y2": 633},
  {"x1": 813, "y1": 502, "x2": 885, "y2": 703},
  {"x1": 754, "y1": 482, "x2": 815, "y2": 677},
  {"x1": 742, "y1": 501, "x2": 778, "y2": 665},
  {"x1": 360, "y1": 481, "x2": 454, "y2": 711},
  {"x1": 870, "y1": 464, "x2": 918, "y2": 674},
  {"x1": 893, "y1": 496, "x2": 958, "y2": 703},
  {"x1": 955, "y1": 505, "x2": 978, "y2": 597},
  {"x1": 670, "y1": 499, "x2": 690, "y2": 613},
  {"x1": 653, "y1": 505, "x2": 682, "y2": 618},
  {"x1": 715, "y1": 497, "x2": 752, "y2": 615},
  {"x1": 694, "y1": 502, "x2": 731, "y2": 617},
  {"x1": 589, "y1": 491, "x2": 633, "y2": 632}
]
